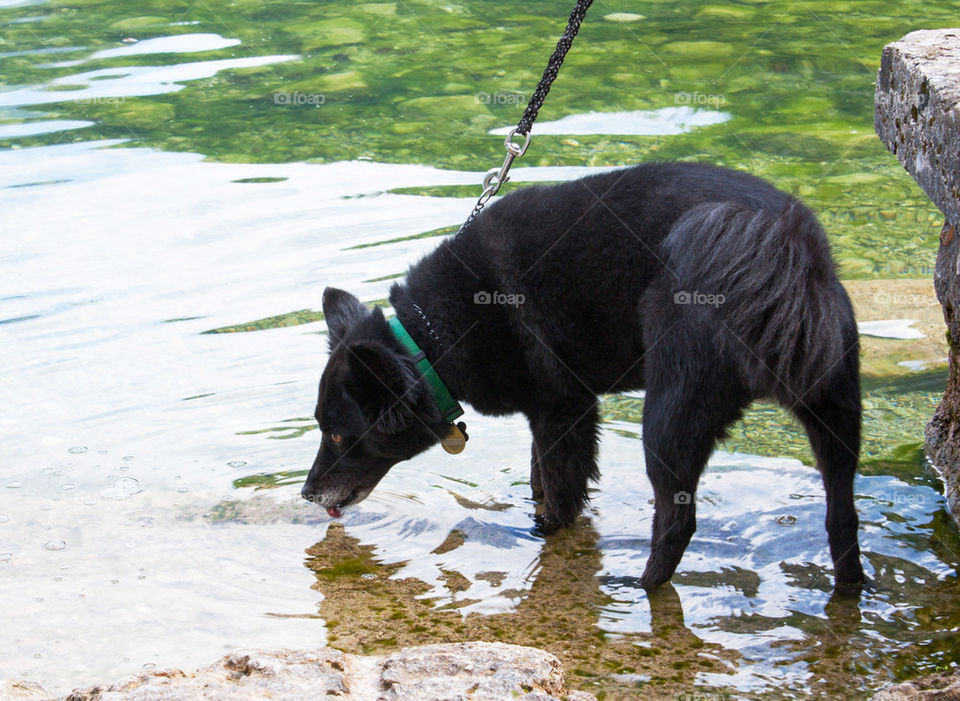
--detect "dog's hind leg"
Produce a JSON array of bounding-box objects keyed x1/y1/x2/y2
[
  {"x1": 528, "y1": 397, "x2": 600, "y2": 532},
  {"x1": 639, "y1": 348, "x2": 748, "y2": 590},
  {"x1": 788, "y1": 355, "x2": 864, "y2": 589}
]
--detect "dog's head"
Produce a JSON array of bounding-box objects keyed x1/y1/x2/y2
[{"x1": 302, "y1": 288, "x2": 444, "y2": 517}]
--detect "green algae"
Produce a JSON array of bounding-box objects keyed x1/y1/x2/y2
[
  {"x1": 601, "y1": 367, "x2": 945, "y2": 471},
  {"x1": 200, "y1": 299, "x2": 392, "y2": 334},
  {"x1": 344, "y1": 225, "x2": 457, "y2": 250},
  {"x1": 201, "y1": 309, "x2": 324, "y2": 334},
  {"x1": 233, "y1": 468, "x2": 309, "y2": 490},
  {"x1": 0, "y1": 0, "x2": 952, "y2": 273}
]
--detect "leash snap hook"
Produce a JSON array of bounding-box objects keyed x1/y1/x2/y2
[
  {"x1": 482, "y1": 151, "x2": 516, "y2": 196},
  {"x1": 481, "y1": 128, "x2": 532, "y2": 197}
]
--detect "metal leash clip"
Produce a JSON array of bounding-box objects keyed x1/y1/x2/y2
[{"x1": 481, "y1": 128, "x2": 533, "y2": 199}]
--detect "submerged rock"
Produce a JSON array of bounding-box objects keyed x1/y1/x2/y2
[
  {"x1": 872, "y1": 671, "x2": 960, "y2": 700},
  {"x1": 13, "y1": 642, "x2": 595, "y2": 700},
  {"x1": 0, "y1": 681, "x2": 48, "y2": 699}
]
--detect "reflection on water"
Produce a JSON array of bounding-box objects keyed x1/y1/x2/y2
[
  {"x1": 1, "y1": 0, "x2": 959, "y2": 697},
  {"x1": 0, "y1": 53, "x2": 300, "y2": 108},
  {"x1": 290, "y1": 431, "x2": 959, "y2": 698},
  {"x1": 488, "y1": 106, "x2": 731, "y2": 136}
]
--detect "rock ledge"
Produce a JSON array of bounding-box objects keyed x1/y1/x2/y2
[
  {"x1": 875, "y1": 28, "x2": 960, "y2": 526},
  {"x1": 3, "y1": 642, "x2": 596, "y2": 701}
]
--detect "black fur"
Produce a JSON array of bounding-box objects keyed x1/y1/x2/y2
[{"x1": 303, "y1": 162, "x2": 864, "y2": 590}]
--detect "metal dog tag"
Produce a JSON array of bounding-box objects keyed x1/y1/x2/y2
[{"x1": 441, "y1": 423, "x2": 467, "y2": 454}]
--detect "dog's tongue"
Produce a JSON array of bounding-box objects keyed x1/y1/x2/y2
[{"x1": 326, "y1": 506, "x2": 343, "y2": 518}]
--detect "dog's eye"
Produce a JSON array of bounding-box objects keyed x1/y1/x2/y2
[{"x1": 330, "y1": 433, "x2": 343, "y2": 445}]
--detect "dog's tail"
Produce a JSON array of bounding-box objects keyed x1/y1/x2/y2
[{"x1": 661, "y1": 200, "x2": 854, "y2": 396}]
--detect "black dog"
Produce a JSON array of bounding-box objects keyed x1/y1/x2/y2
[{"x1": 302, "y1": 162, "x2": 864, "y2": 590}]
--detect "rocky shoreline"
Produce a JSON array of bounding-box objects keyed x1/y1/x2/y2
[
  {"x1": 1, "y1": 643, "x2": 596, "y2": 701},
  {"x1": 4, "y1": 642, "x2": 959, "y2": 700}
]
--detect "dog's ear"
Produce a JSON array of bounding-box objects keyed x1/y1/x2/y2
[
  {"x1": 345, "y1": 340, "x2": 420, "y2": 433},
  {"x1": 323, "y1": 287, "x2": 368, "y2": 346}
]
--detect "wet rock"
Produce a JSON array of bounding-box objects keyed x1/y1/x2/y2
[
  {"x1": 17, "y1": 642, "x2": 594, "y2": 700},
  {"x1": 875, "y1": 28, "x2": 960, "y2": 527},
  {"x1": 872, "y1": 671, "x2": 960, "y2": 700}
]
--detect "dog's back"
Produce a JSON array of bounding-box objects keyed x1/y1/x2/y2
[{"x1": 419, "y1": 162, "x2": 850, "y2": 400}]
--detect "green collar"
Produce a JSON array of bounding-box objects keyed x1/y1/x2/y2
[{"x1": 388, "y1": 316, "x2": 464, "y2": 424}]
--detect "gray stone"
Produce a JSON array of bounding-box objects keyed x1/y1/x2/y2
[
  {"x1": 875, "y1": 29, "x2": 960, "y2": 221},
  {"x1": 378, "y1": 642, "x2": 567, "y2": 700},
  {"x1": 875, "y1": 28, "x2": 960, "y2": 525},
  {"x1": 63, "y1": 648, "x2": 353, "y2": 700},
  {"x1": 8, "y1": 642, "x2": 596, "y2": 700}
]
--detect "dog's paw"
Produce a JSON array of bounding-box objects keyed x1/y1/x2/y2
[
  {"x1": 833, "y1": 559, "x2": 865, "y2": 591},
  {"x1": 532, "y1": 513, "x2": 564, "y2": 537},
  {"x1": 832, "y1": 578, "x2": 866, "y2": 599},
  {"x1": 639, "y1": 565, "x2": 670, "y2": 591}
]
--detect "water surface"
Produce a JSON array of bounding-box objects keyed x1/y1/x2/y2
[{"x1": 1, "y1": 0, "x2": 959, "y2": 697}]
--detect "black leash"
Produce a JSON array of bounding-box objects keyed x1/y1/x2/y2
[
  {"x1": 516, "y1": 0, "x2": 594, "y2": 138},
  {"x1": 455, "y1": 0, "x2": 594, "y2": 235}
]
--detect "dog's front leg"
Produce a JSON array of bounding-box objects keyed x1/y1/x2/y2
[
  {"x1": 529, "y1": 438, "x2": 544, "y2": 500},
  {"x1": 528, "y1": 399, "x2": 600, "y2": 534}
]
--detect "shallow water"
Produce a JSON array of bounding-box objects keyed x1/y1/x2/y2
[{"x1": 2, "y1": 0, "x2": 959, "y2": 697}]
